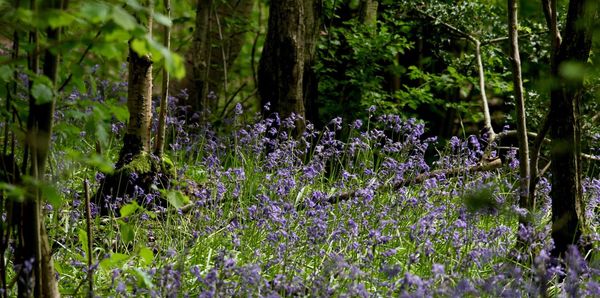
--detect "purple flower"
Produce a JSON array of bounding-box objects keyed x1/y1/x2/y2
[
  {"x1": 234, "y1": 103, "x2": 243, "y2": 115},
  {"x1": 432, "y1": 263, "x2": 445, "y2": 277}
]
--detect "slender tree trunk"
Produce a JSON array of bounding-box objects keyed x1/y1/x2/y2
[
  {"x1": 155, "y1": 0, "x2": 171, "y2": 157},
  {"x1": 507, "y1": 0, "x2": 530, "y2": 215},
  {"x1": 549, "y1": 0, "x2": 594, "y2": 257},
  {"x1": 118, "y1": 2, "x2": 154, "y2": 167},
  {"x1": 531, "y1": 0, "x2": 561, "y2": 207}
]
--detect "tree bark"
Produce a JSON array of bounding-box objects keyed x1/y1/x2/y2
[
  {"x1": 507, "y1": 0, "x2": 531, "y2": 215},
  {"x1": 259, "y1": 0, "x2": 321, "y2": 133},
  {"x1": 549, "y1": 0, "x2": 594, "y2": 257},
  {"x1": 302, "y1": 0, "x2": 321, "y2": 124},
  {"x1": 359, "y1": 0, "x2": 378, "y2": 27},
  {"x1": 118, "y1": 3, "x2": 154, "y2": 167},
  {"x1": 189, "y1": 0, "x2": 212, "y2": 114},
  {"x1": 16, "y1": 0, "x2": 63, "y2": 296}
]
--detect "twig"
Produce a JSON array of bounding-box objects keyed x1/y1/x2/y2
[
  {"x1": 529, "y1": 114, "x2": 550, "y2": 208},
  {"x1": 250, "y1": 2, "x2": 262, "y2": 90},
  {"x1": 57, "y1": 29, "x2": 104, "y2": 93},
  {"x1": 222, "y1": 89, "x2": 257, "y2": 119},
  {"x1": 219, "y1": 83, "x2": 247, "y2": 119},
  {"x1": 213, "y1": 5, "x2": 228, "y2": 98},
  {"x1": 481, "y1": 31, "x2": 548, "y2": 45},
  {"x1": 539, "y1": 160, "x2": 551, "y2": 177},
  {"x1": 83, "y1": 180, "x2": 94, "y2": 298},
  {"x1": 582, "y1": 153, "x2": 600, "y2": 162},
  {"x1": 494, "y1": 130, "x2": 551, "y2": 144}
]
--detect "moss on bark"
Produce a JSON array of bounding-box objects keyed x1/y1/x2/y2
[{"x1": 94, "y1": 153, "x2": 176, "y2": 215}]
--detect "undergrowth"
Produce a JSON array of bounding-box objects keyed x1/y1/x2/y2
[{"x1": 20, "y1": 83, "x2": 600, "y2": 297}]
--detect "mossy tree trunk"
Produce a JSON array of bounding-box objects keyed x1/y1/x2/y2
[
  {"x1": 117, "y1": 2, "x2": 154, "y2": 168},
  {"x1": 549, "y1": 0, "x2": 595, "y2": 257},
  {"x1": 97, "y1": 1, "x2": 176, "y2": 215}
]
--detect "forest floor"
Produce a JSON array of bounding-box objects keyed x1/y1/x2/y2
[{"x1": 44, "y1": 107, "x2": 600, "y2": 297}]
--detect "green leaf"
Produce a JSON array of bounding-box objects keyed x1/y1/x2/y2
[
  {"x1": 119, "y1": 221, "x2": 135, "y2": 244},
  {"x1": 0, "y1": 66, "x2": 12, "y2": 82},
  {"x1": 138, "y1": 246, "x2": 154, "y2": 266},
  {"x1": 95, "y1": 122, "x2": 109, "y2": 146},
  {"x1": 65, "y1": 149, "x2": 115, "y2": 174},
  {"x1": 130, "y1": 38, "x2": 150, "y2": 56},
  {"x1": 161, "y1": 190, "x2": 190, "y2": 209},
  {"x1": 462, "y1": 187, "x2": 497, "y2": 212},
  {"x1": 0, "y1": 182, "x2": 25, "y2": 202},
  {"x1": 80, "y1": 2, "x2": 111, "y2": 23},
  {"x1": 125, "y1": 0, "x2": 144, "y2": 10},
  {"x1": 104, "y1": 28, "x2": 131, "y2": 42},
  {"x1": 165, "y1": 52, "x2": 185, "y2": 79},
  {"x1": 100, "y1": 253, "x2": 130, "y2": 270},
  {"x1": 14, "y1": 8, "x2": 34, "y2": 26},
  {"x1": 153, "y1": 12, "x2": 172, "y2": 27},
  {"x1": 40, "y1": 183, "x2": 62, "y2": 208},
  {"x1": 45, "y1": 9, "x2": 76, "y2": 28},
  {"x1": 112, "y1": 6, "x2": 137, "y2": 31},
  {"x1": 559, "y1": 62, "x2": 587, "y2": 81},
  {"x1": 120, "y1": 202, "x2": 139, "y2": 217},
  {"x1": 109, "y1": 104, "x2": 129, "y2": 122},
  {"x1": 31, "y1": 83, "x2": 53, "y2": 104},
  {"x1": 145, "y1": 36, "x2": 185, "y2": 79},
  {"x1": 78, "y1": 228, "x2": 89, "y2": 257},
  {"x1": 92, "y1": 42, "x2": 123, "y2": 60},
  {"x1": 132, "y1": 268, "x2": 154, "y2": 289},
  {"x1": 87, "y1": 154, "x2": 115, "y2": 173}
]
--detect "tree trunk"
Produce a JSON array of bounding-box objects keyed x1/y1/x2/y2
[
  {"x1": 507, "y1": 0, "x2": 531, "y2": 216},
  {"x1": 359, "y1": 0, "x2": 378, "y2": 27},
  {"x1": 549, "y1": 0, "x2": 594, "y2": 257},
  {"x1": 259, "y1": 0, "x2": 321, "y2": 133},
  {"x1": 185, "y1": 0, "x2": 253, "y2": 118},
  {"x1": 189, "y1": 0, "x2": 212, "y2": 114},
  {"x1": 155, "y1": 0, "x2": 171, "y2": 158},
  {"x1": 117, "y1": 4, "x2": 154, "y2": 168},
  {"x1": 16, "y1": 0, "x2": 63, "y2": 296}
]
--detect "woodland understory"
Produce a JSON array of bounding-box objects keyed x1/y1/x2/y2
[{"x1": 0, "y1": 0, "x2": 599, "y2": 297}]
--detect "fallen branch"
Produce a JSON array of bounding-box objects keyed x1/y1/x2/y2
[
  {"x1": 326, "y1": 158, "x2": 502, "y2": 206},
  {"x1": 582, "y1": 153, "x2": 600, "y2": 162}
]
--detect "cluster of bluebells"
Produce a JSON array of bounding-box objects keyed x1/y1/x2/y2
[{"x1": 54, "y1": 103, "x2": 600, "y2": 297}]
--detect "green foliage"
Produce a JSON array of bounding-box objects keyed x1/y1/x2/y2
[
  {"x1": 31, "y1": 82, "x2": 53, "y2": 104},
  {"x1": 119, "y1": 220, "x2": 135, "y2": 244},
  {"x1": 120, "y1": 201, "x2": 140, "y2": 217},
  {"x1": 316, "y1": 5, "x2": 413, "y2": 123},
  {"x1": 100, "y1": 253, "x2": 131, "y2": 270},
  {"x1": 161, "y1": 189, "x2": 190, "y2": 209}
]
